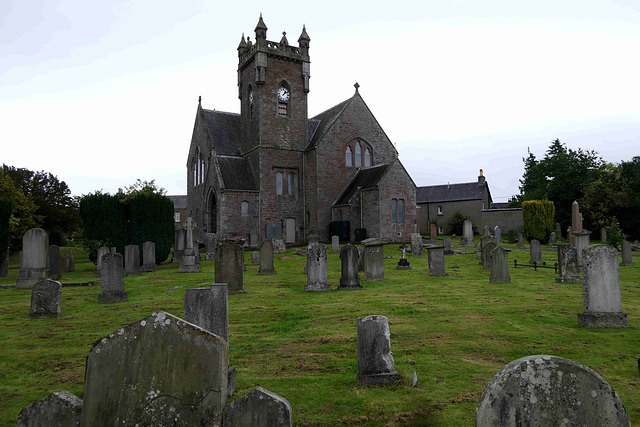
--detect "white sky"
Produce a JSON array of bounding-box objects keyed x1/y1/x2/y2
[{"x1": 2, "y1": 0, "x2": 639, "y2": 203}]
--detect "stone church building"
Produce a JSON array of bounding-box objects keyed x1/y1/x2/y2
[{"x1": 186, "y1": 15, "x2": 416, "y2": 245}]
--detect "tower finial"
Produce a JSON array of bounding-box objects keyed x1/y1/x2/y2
[
  {"x1": 198, "y1": 96, "x2": 201, "y2": 106},
  {"x1": 354, "y1": 82, "x2": 360, "y2": 93}
]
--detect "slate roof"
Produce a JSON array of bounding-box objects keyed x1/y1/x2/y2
[
  {"x1": 307, "y1": 98, "x2": 351, "y2": 148},
  {"x1": 416, "y1": 182, "x2": 488, "y2": 204},
  {"x1": 168, "y1": 195, "x2": 187, "y2": 209},
  {"x1": 217, "y1": 155, "x2": 258, "y2": 191},
  {"x1": 202, "y1": 109, "x2": 243, "y2": 156},
  {"x1": 333, "y1": 164, "x2": 390, "y2": 206}
]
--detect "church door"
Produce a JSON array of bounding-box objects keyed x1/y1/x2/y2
[
  {"x1": 206, "y1": 191, "x2": 217, "y2": 234},
  {"x1": 285, "y1": 218, "x2": 296, "y2": 243}
]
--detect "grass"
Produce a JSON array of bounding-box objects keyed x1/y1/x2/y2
[{"x1": 0, "y1": 239, "x2": 639, "y2": 426}]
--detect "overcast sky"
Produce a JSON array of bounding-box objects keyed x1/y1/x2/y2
[{"x1": 2, "y1": 0, "x2": 639, "y2": 203}]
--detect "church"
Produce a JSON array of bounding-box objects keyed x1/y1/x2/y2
[{"x1": 186, "y1": 15, "x2": 416, "y2": 245}]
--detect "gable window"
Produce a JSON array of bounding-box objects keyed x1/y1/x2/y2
[
  {"x1": 391, "y1": 198, "x2": 398, "y2": 223},
  {"x1": 437, "y1": 205, "x2": 443, "y2": 216},
  {"x1": 345, "y1": 139, "x2": 372, "y2": 168},
  {"x1": 355, "y1": 142, "x2": 362, "y2": 167},
  {"x1": 241, "y1": 201, "x2": 249, "y2": 216},
  {"x1": 276, "y1": 172, "x2": 283, "y2": 195},
  {"x1": 364, "y1": 148, "x2": 371, "y2": 167},
  {"x1": 287, "y1": 172, "x2": 295, "y2": 195},
  {"x1": 398, "y1": 199, "x2": 405, "y2": 224},
  {"x1": 345, "y1": 146, "x2": 352, "y2": 167}
]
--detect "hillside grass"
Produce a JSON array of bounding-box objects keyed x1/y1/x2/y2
[{"x1": 0, "y1": 239, "x2": 638, "y2": 426}]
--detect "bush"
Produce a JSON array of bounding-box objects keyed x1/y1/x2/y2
[
  {"x1": 604, "y1": 217, "x2": 626, "y2": 248},
  {"x1": 522, "y1": 200, "x2": 555, "y2": 242},
  {"x1": 447, "y1": 212, "x2": 469, "y2": 236}
]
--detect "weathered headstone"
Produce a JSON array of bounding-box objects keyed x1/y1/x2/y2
[
  {"x1": 426, "y1": 244, "x2": 447, "y2": 276},
  {"x1": 489, "y1": 246, "x2": 511, "y2": 284},
  {"x1": 362, "y1": 238, "x2": 384, "y2": 282},
  {"x1": 476, "y1": 355, "x2": 631, "y2": 426},
  {"x1": 357, "y1": 246, "x2": 364, "y2": 272},
  {"x1": 555, "y1": 222, "x2": 562, "y2": 236},
  {"x1": 578, "y1": 245, "x2": 629, "y2": 328},
  {"x1": 410, "y1": 233, "x2": 423, "y2": 256},
  {"x1": 60, "y1": 253, "x2": 75, "y2": 273},
  {"x1": 272, "y1": 236, "x2": 286, "y2": 254},
  {"x1": 493, "y1": 226, "x2": 501, "y2": 242},
  {"x1": 476, "y1": 243, "x2": 482, "y2": 260},
  {"x1": 338, "y1": 243, "x2": 361, "y2": 290},
  {"x1": 141, "y1": 241, "x2": 157, "y2": 272},
  {"x1": 516, "y1": 233, "x2": 524, "y2": 248},
  {"x1": 481, "y1": 241, "x2": 498, "y2": 270},
  {"x1": 258, "y1": 239, "x2": 276, "y2": 275},
  {"x1": 205, "y1": 233, "x2": 217, "y2": 261},
  {"x1": 574, "y1": 229, "x2": 591, "y2": 266},
  {"x1": 483, "y1": 225, "x2": 491, "y2": 237},
  {"x1": 94, "y1": 246, "x2": 109, "y2": 278},
  {"x1": 621, "y1": 240, "x2": 634, "y2": 266},
  {"x1": 124, "y1": 244, "x2": 141, "y2": 276},
  {"x1": 331, "y1": 235, "x2": 340, "y2": 254},
  {"x1": 600, "y1": 227, "x2": 607, "y2": 243},
  {"x1": 443, "y1": 237, "x2": 454, "y2": 255},
  {"x1": 430, "y1": 224, "x2": 437, "y2": 240},
  {"x1": 556, "y1": 244, "x2": 581, "y2": 283},
  {"x1": 529, "y1": 239, "x2": 542, "y2": 264},
  {"x1": 305, "y1": 242, "x2": 330, "y2": 292},
  {"x1": 251, "y1": 251, "x2": 260, "y2": 265},
  {"x1": 180, "y1": 217, "x2": 201, "y2": 273},
  {"x1": 48, "y1": 245, "x2": 61, "y2": 280},
  {"x1": 307, "y1": 234, "x2": 319, "y2": 245},
  {"x1": 16, "y1": 391, "x2": 82, "y2": 427},
  {"x1": 222, "y1": 387, "x2": 292, "y2": 427},
  {"x1": 461, "y1": 220, "x2": 474, "y2": 246},
  {"x1": 16, "y1": 228, "x2": 49, "y2": 289},
  {"x1": 80, "y1": 312, "x2": 229, "y2": 426},
  {"x1": 356, "y1": 315, "x2": 402, "y2": 386},
  {"x1": 173, "y1": 228, "x2": 186, "y2": 263},
  {"x1": 30, "y1": 279, "x2": 62, "y2": 316},
  {"x1": 215, "y1": 240, "x2": 245, "y2": 293},
  {"x1": 98, "y1": 252, "x2": 128, "y2": 303},
  {"x1": 548, "y1": 231, "x2": 557, "y2": 246},
  {"x1": 507, "y1": 229, "x2": 515, "y2": 244},
  {"x1": 185, "y1": 283, "x2": 229, "y2": 343}
]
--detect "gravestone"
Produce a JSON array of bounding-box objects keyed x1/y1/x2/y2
[
  {"x1": 81, "y1": 312, "x2": 228, "y2": 426},
  {"x1": 141, "y1": 241, "x2": 157, "y2": 272},
  {"x1": 481, "y1": 241, "x2": 498, "y2": 270},
  {"x1": 215, "y1": 240, "x2": 245, "y2": 294},
  {"x1": 185, "y1": 283, "x2": 229, "y2": 343},
  {"x1": 30, "y1": 279, "x2": 62, "y2": 316},
  {"x1": 443, "y1": 237, "x2": 454, "y2": 255},
  {"x1": 205, "y1": 233, "x2": 217, "y2": 261},
  {"x1": 556, "y1": 244, "x2": 581, "y2": 283},
  {"x1": 357, "y1": 246, "x2": 364, "y2": 272},
  {"x1": 356, "y1": 315, "x2": 402, "y2": 386},
  {"x1": 489, "y1": 246, "x2": 511, "y2": 284},
  {"x1": 94, "y1": 246, "x2": 109, "y2": 277},
  {"x1": 266, "y1": 223, "x2": 281, "y2": 241},
  {"x1": 258, "y1": 239, "x2": 276, "y2": 275},
  {"x1": 493, "y1": 226, "x2": 501, "y2": 242},
  {"x1": 476, "y1": 243, "x2": 482, "y2": 260},
  {"x1": 173, "y1": 228, "x2": 186, "y2": 263},
  {"x1": 48, "y1": 245, "x2": 61, "y2": 280},
  {"x1": 483, "y1": 225, "x2": 491, "y2": 237},
  {"x1": 307, "y1": 234, "x2": 319, "y2": 245},
  {"x1": 430, "y1": 224, "x2": 437, "y2": 240},
  {"x1": 507, "y1": 229, "x2": 515, "y2": 244},
  {"x1": 124, "y1": 244, "x2": 141, "y2": 276},
  {"x1": 621, "y1": 240, "x2": 634, "y2": 266},
  {"x1": 574, "y1": 229, "x2": 592, "y2": 266},
  {"x1": 556, "y1": 222, "x2": 562, "y2": 236},
  {"x1": 548, "y1": 231, "x2": 557, "y2": 246},
  {"x1": 98, "y1": 252, "x2": 128, "y2": 303},
  {"x1": 461, "y1": 220, "x2": 474, "y2": 246},
  {"x1": 60, "y1": 253, "x2": 75, "y2": 273},
  {"x1": 338, "y1": 243, "x2": 361, "y2": 290},
  {"x1": 251, "y1": 251, "x2": 260, "y2": 265},
  {"x1": 1, "y1": 250, "x2": 9, "y2": 277},
  {"x1": 16, "y1": 391, "x2": 82, "y2": 427},
  {"x1": 362, "y1": 238, "x2": 384, "y2": 282},
  {"x1": 16, "y1": 228, "x2": 49, "y2": 289},
  {"x1": 529, "y1": 239, "x2": 542, "y2": 264},
  {"x1": 410, "y1": 233, "x2": 423, "y2": 256},
  {"x1": 180, "y1": 217, "x2": 201, "y2": 273},
  {"x1": 578, "y1": 245, "x2": 629, "y2": 328},
  {"x1": 272, "y1": 236, "x2": 286, "y2": 254},
  {"x1": 426, "y1": 244, "x2": 446, "y2": 276},
  {"x1": 568, "y1": 226, "x2": 574, "y2": 245},
  {"x1": 516, "y1": 233, "x2": 524, "y2": 248},
  {"x1": 305, "y1": 242, "x2": 330, "y2": 292},
  {"x1": 331, "y1": 235, "x2": 340, "y2": 254},
  {"x1": 601, "y1": 227, "x2": 607, "y2": 243},
  {"x1": 572, "y1": 200, "x2": 583, "y2": 230},
  {"x1": 476, "y1": 355, "x2": 631, "y2": 426},
  {"x1": 222, "y1": 387, "x2": 292, "y2": 427},
  {"x1": 396, "y1": 243, "x2": 411, "y2": 270}
]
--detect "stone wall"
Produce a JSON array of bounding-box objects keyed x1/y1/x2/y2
[{"x1": 481, "y1": 208, "x2": 524, "y2": 236}]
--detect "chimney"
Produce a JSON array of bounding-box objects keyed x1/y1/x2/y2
[{"x1": 478, "y1": 169, "x2": 485, "y2": 185}]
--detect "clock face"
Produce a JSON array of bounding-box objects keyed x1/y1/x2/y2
[{"x1": 277, "y1": 87, "x2": 290, "y2": 101}]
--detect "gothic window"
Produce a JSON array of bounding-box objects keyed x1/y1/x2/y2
[
  {"x1": 399, "y1": 199, "x2": 405, "y2": 224},
  {"x1": 346, "y1": 139, "x2": 371, "y2": 168},
  {"x1": 191, "y1": 159, "x2": 196, "y2": 187},
  {"x1": 345, "y1": 146, "x2": 352, "y2": 167},
  {"x1": 287, "y1": 172, "x2": 295, "y2": 195},
  {"x1": 276, "y1": 172, "x2": 283, "y2": 195},
  {"x1": 391, "y1": 198, "x2": 398, "y2": 223},
  {"x1": 355, "y1": 142, "x2": 362, "y2": 167},
  {"x1": 364, "y1": 148, "x2": 371, "y2": 167},
  {"x1": 241, "y1": 201, "x2": 249, "y2": 216}
]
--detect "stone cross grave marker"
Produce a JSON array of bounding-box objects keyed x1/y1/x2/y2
[{"x1": 179, "y1": 217, "x2": 201, "y2": 273}]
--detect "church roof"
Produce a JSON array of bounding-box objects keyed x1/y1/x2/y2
[
  {"x1": 168, "y1": 195, "x2": 187, "y2": 209},
  {"x1": 416, "y1": 182, "x2": 489, "y2": 203},
  {"x1": 202, "y1": 109, "x2": 243, "y2": 156},
  {"x1": 217, "y1": 155, "x2": 258, "y2": 191},
  {"x1": 333, "y1": 163, "x2": 390, "y2": 206},
  {"x1": 307, "y1": 98, "x2": 351, "y2": 148}
]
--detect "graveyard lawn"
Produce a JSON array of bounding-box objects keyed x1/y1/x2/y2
[{"x1": 0, "y1": 241, "x2": 639, "y2": 426}]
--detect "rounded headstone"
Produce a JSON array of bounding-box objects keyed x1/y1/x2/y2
[{"x1": 476, "y1": 355, "x2": 630, "y2": 426}]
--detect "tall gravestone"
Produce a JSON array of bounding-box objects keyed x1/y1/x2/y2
[
  {"x1": 567, "y1": 226, "x2": 574, "y2": 246},
  {"x1": 578, "y1": 245, "x2": 628, "y2": 328},
  {"x1": 223, "y1": 387, "x2": 292, "y2": 427},
  {"x1": 81, "y1": 312, "x2": 229, "y2": 426},
  {"x1": 215, "y1": 240, "x2": 245, "y2": 293},
  {"x1": 94, "y1": 246, "x2": 109, "y2": 278},
  {"x1": 356, "y1": 315, "x2": 402, "y2": 386},
  {"x1": 429, "y1": 224, "x2": 437, "y2": 240},
  {"x1": 272, "y1": 237, "x2": 286, "y2": 254},
  {"x1": 124, "y1": 244, "x2": 141, "y2": 276},
  {"x1": 621, "y1": 240, "x2": 634, "y2": 266},
  {"x1": 410, "y1": 233, "x2": 423, "y2": 256},
  {"x1": 338, "y1": 243, "x2": 361, "y2": 290},
  {"x1": 600, "y1": 227, "x2": 607, "y2": 243},
  {"x1": 443, "y1": 237, "x2": 454, "y2": 255},
  {"x1": 258, "y1": 239, "x2": 276, "y2": 275},
  {"x1": 357, "y1": 246, "x2": 364, "y2": 272},
  {"x1": 476, "y1": 243, "x2": 482, "y2": 260},
  {"x1": 30, "y1": 279, "x2": 62, "y2": 316},
  {"x1": 516, "y1": 233, "x2": 524, "y2": 248},
  {"x1": 362, "y1": 238, "x2": 384, "y2": 282},
  {"x1": 489, "y1": 246, "x2": 511, "y2": 284},
  {"x1": 493, "y1": 226, "x2": 501, "y2": 242},
  {"x1": 556, "y1": 244, "x2": 581, "y2": 283},
  {"x1": 481, "y1": 241, "x2": 498, "y2": 270},
  {"x1": 60, "y1": 253, "x2": 75, "y2": 273},
  {"x1": 331, "y1": 235, "x2": 340, "y2": 254},
  {"x1": 16, "y1": 228, "x2": 49, "y2": 289},
  {"x1": 426, "y1": 244, "x2": 447, "y2": 276},
  {"x1": 180, "y1": 217, "x2": 201, "y2": 273},
  {"x1": 98, "y1": 252, "x2": 128, "y2": 303},
  {"x1": 529, "y1": 239, "x2": 542, "y2": 264},
  {"x1": 305, "y1": 242, "x2": 330, "y2": 292},
  {"x1": 16, "y1": 391, "x2": 82, "y2": 427},
  {"x1": 48, "y1": 245, "x2": 61, "y2": 280},
  {"x1": 476, "y1": 355, "x2": 631, "y2": 426},
  {"x1": 205, "y1": 233, "x2": 217, "y2": 261},
  {"x1": 574, "y1": 229, "x2": 591, "y2": 266},
  {"x1": 185, "y1": 283, "x2": 229, "y2": 343},
  {"x1": 173, "y1": 228, "x2": 186, "y2": 263},
  {"x1": 572, "y1": 200, "x2": 583, "y2": 230},
  {"x1": 141, "y1": 241, "x2": 157, "y2": 272},
  {"x1": 461, "y1": 220, "x2": 474, "y2": 246}
]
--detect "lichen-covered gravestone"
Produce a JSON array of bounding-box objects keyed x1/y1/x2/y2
[
  {"x1": 426, "y1": 244, "x2": 446, "y2": 276},
  {"x1": 481, "y1": 241, "x2": 497, "y2": 270},
  {"x1": 476, "y1": 355, "x2": 631, "y2": 426},
  {"x1": 338, "y1": 243, "x2": 361, "y2": 290},
  {"x1": 98, "y1": 252, "x2": 128, "y2": 303},
  {"x1": 184, "y1": 284, "x2": 229, "y2": 342},
  {"x1": 215, "y1": 240, "x2": 245, "y2": 293},
  {"x1": 16, "y1": 391, "x2": 82, "y2": 427},
  {"x1": 16, "y1": 228, "x2": 49, "y2": 289},
  {"x1": 30, "y1": 279, "x2": 62, "y2": 316},
  {"x1": 272, "y1": 237, "x2": 286, "y2": 254},
  {"x1": 141, "y1": 241, "x2": 157, "y2": 272},
  {"x1": 222, "y1": 387, "x2": 292, "y2": 427},
  {"x1": 251, "y1": 251, "x2": 260, "y2": 265},
  {"x1": 305, "y1": 242, "x2": 330, "y2": 292},
  {"x1": 124, "y1": 244, "x2": 141, "y2": 276},
  {"x1": 80, "y1": 312, "x2": 229, "y2": 426},
  {"x1": 410, "y1": 232, "x2": 423, "y2": 256},
  {"x1": 258, "y1": 239, "x2": 276, "y2": 275},
  {"x1": 556, "y1": 244, "x2": 581, "y2": 284},
  {"x1": 356, "y1": 315, "x2": 402, "y2": 386}
]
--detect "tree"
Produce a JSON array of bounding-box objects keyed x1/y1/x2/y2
[
  {"x1": 0, "y1": 197, "x2": 12, "y2": 264},
  {"x1": 447, "y1": 212, "x2": 470, "y2": 236},
  {"x1": 522, "y1": 200, "x2": 555, "y2": 242},
  {"x1": 128, "y1": 192, "x2": 174, "y2": 264},
  {"x1": 0, "y1": 170, "x2": 42, "y2": 250},
  {"x1": 78, "y1": 191, "x2": 128, "y2": 262}
]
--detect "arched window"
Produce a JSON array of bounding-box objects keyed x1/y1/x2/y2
[
  {"x1": 276, "y1": 172, "x2": 283, "y2": 195},
  {"x1": 364, "y1": 148, "x2": 371, "y2": 167},
  {"x1": 241, "y1": 201, "x2": 249, "y2": 216},
  {"x1": 345, "y1": 146, "x2": 352, "y2": 167},
  {"x1": 192, "y1": 159, "x2": 196, "y2": 186},
  {"x1": 355, "y1": 142, "x2": 362, "y2": 167},
  {"x1": 287, "y1": 172, "x2": 295, "y2": 195}
]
